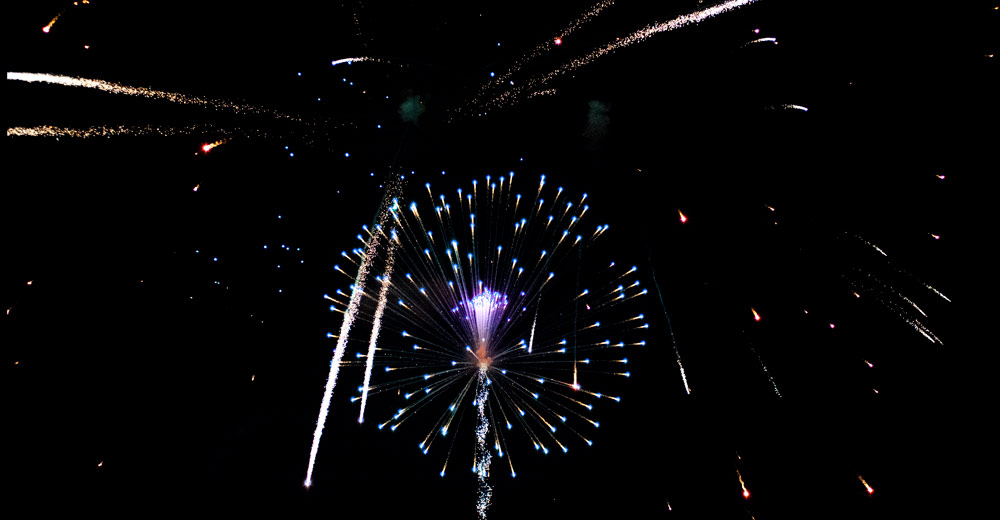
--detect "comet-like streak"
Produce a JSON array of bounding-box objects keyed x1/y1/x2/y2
[
  {"x1": 358, "y1": 244, "x2": 396, "y2": 423},
  {"x1": 858, "y1": 474, "x2": 874, "y2": 494},
  {"x1": 7, "y1": 72, "x2": 301, "y2": 121},
  {"x1": 305, "y1": 177, "x2": 403, "y2": 487}
]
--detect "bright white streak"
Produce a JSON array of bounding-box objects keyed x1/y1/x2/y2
[
  {"x1": 527, "y1": 305, "x2": 539, "y2": 353},
  {"x1": 7, "y1": 72, "x2": 299, "y2": 120},
  {"x1": 359, "y1": 245, "x2": 396, "y2": 422},
  {"x1": 330, "y1": 57, "x2": 372, "y2": 66},
  {"x1": 305, "y1": 177, "x2": 403, "y2": 487},
  {"x1": 305, "y1": 250, "x2": 374, "y2": 487}
]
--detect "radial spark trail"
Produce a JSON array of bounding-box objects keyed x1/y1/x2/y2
[
  {"x1": 359, "y1": 244, "x2": 396, "y2": 423},
  {"x1": 527, "y1": 304, "x2": 539, "y2": 354}
]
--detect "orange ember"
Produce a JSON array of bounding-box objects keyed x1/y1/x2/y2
[{"x1": 475, "y1": 345, "x2": 492, "y2": 368}]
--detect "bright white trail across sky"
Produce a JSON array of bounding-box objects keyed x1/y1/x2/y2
[
  {"x1": 359, "y1": 245, "x2": 396, "y2": 423},
  {"x1": 7, "y1": 72, "x2": 300, "y2": 121},
  {"x1": 478, "y1": 0, "x2": 761, "y2": 111},
  {"x1": 304, "y1": 179, "x2": 402, "y2": 488}
]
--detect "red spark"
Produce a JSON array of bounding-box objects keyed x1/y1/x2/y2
[
  {"x1": 678, "y1": 210, "x2": 687, "y2": 223},
  {"x1": 751, "y1": 308, "x2": 761, "y2": 322},
  {"x1": 554, "y1": 37, "x2": 562, "y2": 45}
]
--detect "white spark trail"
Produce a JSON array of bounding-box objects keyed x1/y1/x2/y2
[
  {"x1": 479, "y1": 0, "x2": 760, "y2": 110},
  {"x1": 650, "y1": 261, "x2": 691, "y2": 394},
  {"x1": 527, "y1": 305, "x2": 539, "y2": 354},
  {"x1": 305, "y1": 177, "x2": 403, "y2": 488},
  {"x1": 359, "y1": 244, "x2": 396, "y2": 423},
  {"x1": 330, "y1": 57, "x2": 373, "y2": 66},
  {"x1": 474, "y1": 368, "x2": 492, "y2": 520},
  {"x1": 750, "y1": 346, "x2": 782, "y2": 398},
  {"x1": 8, "y1": 72, "x2": 300, "y2": 121}
]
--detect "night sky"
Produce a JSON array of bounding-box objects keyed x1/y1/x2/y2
[{"x1": 5, "y1": 1, "x2": 993, "y2": 518}]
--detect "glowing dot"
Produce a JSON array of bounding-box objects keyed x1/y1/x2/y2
[
  {"x1": 678, "y1": 210, "x2": 688, "y2": 223},
  {"x1": 554, "y1": 37, "x2": 562, "y2": 45},
  {"x1": 752, "y1": 308, "x2": 761, "y2": 321}
]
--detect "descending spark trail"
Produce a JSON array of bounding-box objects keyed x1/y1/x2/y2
[
  {"x1": 650, "y1": 260, "x2": 691, "y2": 394},
  {"x1": 475, "y1": 368, "x2": 492, "y2": 520},
  {"x1": 7, "y1": 72, "x2": 301, "y2": 121},
  {"x1": 42, "y1": 12, "x2": 62, "y2": 33},
  {"x1": 737, "y1": 468, "x2": 750, "y2": 499},
  {"x1": 858, "y1": 474, "x2": 874, "y2": 495},
  {"x1": 305, "y1": 177, "x2": 403, "y2": 488},
  {"x1": 474, "y1": 0, "x2": 760, "y2": 111},
  {"x1": 359, "y1": 244, "x2": 396, "y2": 423},
  {"x1": 750, "y1": 346, "x2": 781, "y2": 397}
]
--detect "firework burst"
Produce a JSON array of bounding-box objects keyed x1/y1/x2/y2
[{"x1": 313, "y1": 173, "x2": 647, "y2": 515}]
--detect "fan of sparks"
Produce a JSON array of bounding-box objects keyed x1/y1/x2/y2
[{"x1": 328, "y1": 173, "x2": 648, "y2": 480}]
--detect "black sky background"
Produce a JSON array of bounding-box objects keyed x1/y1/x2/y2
[{"x1": 5, "y1": 1, "x2": 994, "y2": 518}]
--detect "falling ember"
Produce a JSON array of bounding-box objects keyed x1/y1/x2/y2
[
  {"x1": 858, "y1": 474, "x2": 874, "y2": 495},
  {"x1": 251, "y1": 374, "x2": 255, "y2": 382},
  {"x1": 738, "y1": 469, "x2": 750, "y2": 499},
  {"x1": 678, "y1": 210, "x2": 687, "y2": 223},
  {"x1": 936, "y1": 174, "x2": 946, "y2": 180},
  {"x1": 751, "y1": 308, "x2": 761, "y2": 321},
  {"x1": 201, "y1": 139, "x2": 226, "y2": 153},
  {"x1": 872, "y1": 388, "x2": 879, "y2": 394},
  {"x1": 554, "y1": 37, "x2": 563, "y2": 45},
  {"x1": 829, "y1": 323, "x2": 836, "y2": 329},
  {"x1": 192, "y1": 184, "x2": 200, "y2": 192},
  {"x1": 26, "y1": 280, "x2": 33, "y2": 286},
  {"x1": 865, "y1": 360, "x2": 874, "y2": 368},
  {"x1": 930, "y1": 233, "x2": 940, "y2": 240},
  {"x1": 97, "y1": 461, "x2": 103, "y2": 467}
]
